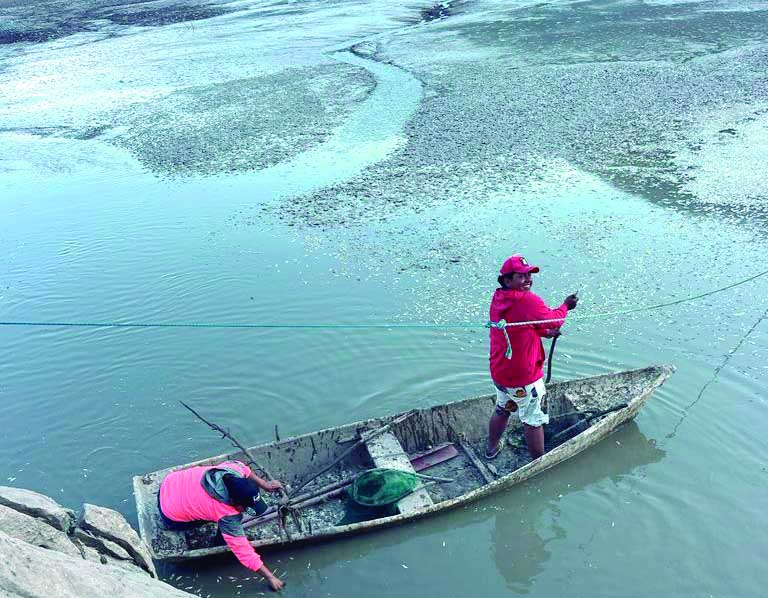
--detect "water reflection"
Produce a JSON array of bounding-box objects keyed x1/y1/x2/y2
[{"x1": 491, "y1": 422, "x2": 665, "y2": 593}]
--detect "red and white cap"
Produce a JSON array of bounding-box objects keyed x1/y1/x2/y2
[{"x1": 500, "y1": 255, "x2": 540, "y2": 275}]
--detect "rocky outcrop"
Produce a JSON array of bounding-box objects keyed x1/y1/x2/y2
[
  {"x1": 0, "y1": 486, "x2": 75, "y2": 532},
  {"x1": 72, "y1": 527, "x2": 134, "y2": 561},
  {"x1": 0, "y1": 504, "x2": 81, "y2": 557},
  {"x1": 0, "y1": 486, "x2": 193, "y2": 598},
  {"x1": 79, "y1": 503, "x2": 157, "y2": 576},
  {"x1": 0, "y1": 531, "x2": 194, "y2": 598}
]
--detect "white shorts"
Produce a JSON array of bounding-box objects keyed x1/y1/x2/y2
[{"x1": 494, "y1": 377, "x2": 549, "y2": 427}]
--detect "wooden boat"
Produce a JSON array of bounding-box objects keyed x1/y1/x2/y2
[{"x1": 133, "y1": 364, "x2": 674, "y2": 562}]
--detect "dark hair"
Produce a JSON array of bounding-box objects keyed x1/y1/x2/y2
[{"x1": 223, "y1": 475, "x2": 261, "y2": 508}]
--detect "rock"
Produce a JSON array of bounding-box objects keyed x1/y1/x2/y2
[
  {"x1": 73, "y1": 542, "x2": 108, "y2": 564},
  {"x1": 0, "y1": 486, "x2": 74, "y2": 532},
  {"x1": 0, "y1": 530, "x2": 195, "y2": 597},
  {"x1": 73, "y1": 528, "x2": 133, "y2": 561},
  {"x1": 78, "y1": 503, "x2": 157, "y2": 577},
  {"x1": 77, "y1": 543, "x2": 150, "y2": 575},
  {"x1": 0, "y1": 504, "x2": 80, "y2": 558}
]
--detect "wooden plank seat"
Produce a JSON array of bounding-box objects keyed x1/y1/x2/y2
[{"x1": 364, "y1": 432, "x2": 434, "y2": 513}]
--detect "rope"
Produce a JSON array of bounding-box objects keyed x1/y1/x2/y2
[
  {"x1": 0, "y1": 321, "x2": 476, "y2": 330},
  {"x1": 486, "y1": 319, "x2": 513, "y2": 358},
  {"x1": 665, "y1": 303, "x2": 768, "y2": 442},
  {"x1": 484, "y1": 266, "x2": 768, "y2": 359},
  {"x1": 0, "y1": 268, "x2": 766, "y2": 331},
  {"x1": 573, "y1": 267, "x2": 768, "y2": 320}
]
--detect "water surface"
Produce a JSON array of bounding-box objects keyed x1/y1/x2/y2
[{"x1": 2, "y1": 1, "x2": 767, "y2": 596}]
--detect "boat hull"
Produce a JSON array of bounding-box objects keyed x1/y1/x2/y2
[{"x1": 133, "y1": 364, "x2": 674, "y2": 561}]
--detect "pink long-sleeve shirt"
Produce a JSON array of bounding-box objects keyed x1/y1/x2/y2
[
  {"x1": 489, "y1": 288, "x2": 569, "y2": 387},
  {"x1": 159, "y1": 460, "x2": 263, "y2": 571}
]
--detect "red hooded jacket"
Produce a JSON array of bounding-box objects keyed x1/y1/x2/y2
[{"x1": 489, "y1": 288, "x2": 569, "y2": 387}]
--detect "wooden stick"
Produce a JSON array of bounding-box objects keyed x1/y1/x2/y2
[
  {"x1": 287, "y1": 507, "x2": 303, "y2": 533},
  {"x1": 550, "y1": 403, "x2": 629, "y2": 443},
  {"x1": 459, "y1": 440, "x2": 495, "y2": 485},
  {"x1": 243, "y1": 478, "x2": 349, "y2": 525},
  {"x1": 412, "y1": 472, "x2": 454, "y2": 483},
  {"x1": 548, "y1": 410, "x2": 591, "y2": 421},
  {"x1": 244, "y1": 442, "x2": 458, "y2": 530},
  {"x1": 242, "y1": 441, "x2": 459, "y2": 526},
  {"x1": 179, "y1": 401, "x2": 296, "y2": 539},
  {"x1": 244, "y1": 472, "x2": 453, "y2": 530},
  {"x1": 282, "y1": 477, "x2": 351, "y2": 507},
  {"x1": 549, "y1": 420, "x2": 587, "y2": 444},
  {"x1": 548, "y1": 405, "x2": 624, "y2": 421},
  {"x1": 243, "y1": 485, "x2": 350, "y2": 529},
  {"x1": 288, "y1": 410, "x2": 418, "y2": 499},
  {"x1": 179, "y1": 401, "x2": 287, "y2": 502}
]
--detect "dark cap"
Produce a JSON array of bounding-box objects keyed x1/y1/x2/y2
[{"x1": 223, "y1": 476, "x2": 262, "y2": 509}]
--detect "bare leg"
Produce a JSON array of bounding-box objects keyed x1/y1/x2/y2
[
  {"x1": 523, "y1": 424, "x2": 544, "y2": 459},
  {"x1": 487, "y1": 409, "x2": 510, "y2": 454}
]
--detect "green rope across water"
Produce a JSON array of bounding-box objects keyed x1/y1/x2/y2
[{"x1": 1, "y1": 268, "x2": 767, "y2": 331}]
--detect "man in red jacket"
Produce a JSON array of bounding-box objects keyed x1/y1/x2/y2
[{"x1": 486, "y1": 255, "x2": 578, "y2": 460}]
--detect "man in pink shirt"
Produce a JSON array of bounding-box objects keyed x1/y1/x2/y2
[
  {"x1": 486, "y1": 255, "x2": 578, "y2": 460},
  {"x1": 159, "y1": 460, "x2": 285, "y2": 591}
]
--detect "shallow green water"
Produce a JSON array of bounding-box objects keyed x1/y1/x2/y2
[{"x1": 2, "y1": 1, "x2": 768, "y2": 596}]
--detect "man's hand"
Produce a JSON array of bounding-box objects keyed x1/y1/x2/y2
[
  {"x1": 250, "y1": 472, "x2": 285, "y2": 493},
  {"x1": 542, "y1": 329, "x2": 562, "y2": 339},
  {"x1": 564, "y1": 293, "x2": 579, "y2": 310},
  {"x1": 259, "y1": 565, "x2": 285, "y2": 592},
  {"x1": 261, "y1": 480, "x2": 283, "y2": 493}
]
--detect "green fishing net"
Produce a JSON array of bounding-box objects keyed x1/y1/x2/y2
[{"x1": 350, "y1": 468, "x2": 421, "y2": 507}]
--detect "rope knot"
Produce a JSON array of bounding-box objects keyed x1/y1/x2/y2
[{"x1": 486, "y1": 319, "x2": 513, "y2": 360}]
